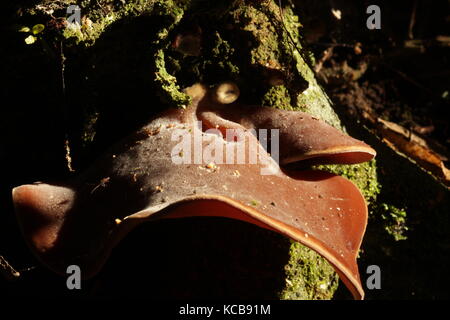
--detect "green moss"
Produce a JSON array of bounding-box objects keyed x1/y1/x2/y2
[
  {"x1": 154, "y1": 49, "x2": 191, "y2": 108},
  {"x1": 25, "y1": 1, "x2": 130, "y2": 46},
  {"x1": 240, "y1": 6, "x2": 280, "y2": 67},
  {"x1": 209, "y1": 32, "x2": 240, "y2": 78},
  {"x1": 57, "y1": 0, "x2": 187, "y2": 46},
  {"x1": 62, "y1": 12, "x2": 116, "y2": 46},
  {"x1": 229, "y1": 1, "x2": 341, "y2": 128},
  {"x1": 272, "y1": 4, "x2": 341, "y2": 127},
  {"x1": 152, "y1": 0, "x2": 186, "y2": 44},
  {"x1": 377, "y1": 203, "x2": 408, "y2": 241},
  {"x1": 261, "y1": 86, "x2": 292, "y2": 109},
  {"x1": 123, "y1": 0, "x2": 157, "y2": 15},
  {"x1": 210, "y1": 31, "x2": 232, "y2": 57},
  {"x1": 281, "y1": 242, "x2": 339, "y2": 300}
]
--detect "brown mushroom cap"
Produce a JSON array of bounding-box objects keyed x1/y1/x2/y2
[
  {"x1": 197, "y1": 88, "x2": 375, "y2": 166},
  {"x1": 12, "y1": 83, "x2": 376, "y2": 299}
]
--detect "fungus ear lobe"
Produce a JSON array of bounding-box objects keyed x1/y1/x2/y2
[
  {"x1": 262, "y1": 109, "x2": 376, "y2": 165},
  {"x1": 198, "y1": 110, "x2": 246, "y2": 137},
  {"x1": 189, "y1": 82, "x2": 375, "y2": 165},
  {"x1": 12, "y1": 184, "x2": 75, "y2": 254},
  {"x1": 207, "y1": 105, "x2": 376, "y2": 165}
]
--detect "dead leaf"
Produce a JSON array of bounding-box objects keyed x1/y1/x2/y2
[{"x1": 377, "y1": 118, "x2": 450, "y2": 185}]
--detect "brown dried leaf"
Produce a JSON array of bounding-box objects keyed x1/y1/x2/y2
[{"x1": 377, "y1": 118, "x2": 450, "y2": 185}]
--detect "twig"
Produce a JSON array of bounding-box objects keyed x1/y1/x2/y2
[
  {"x1": 408, "y1": 0, "x2": 418, "y2": 40},
  {"x1": 0, "y1": 255, "x2": 20, "y2": 281},
  {"x1": 91, "y1": 177, "x2": 111, "y2": 194},
  {"x1": 314, "y1": 47, "x2": 334, "y2": 73},
  {"x1": 96, "y1": 0, "x2": 109, "y2": 15},
  {"x1": 60, "y1": 41, "x2": 75, "y2": 172}
]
